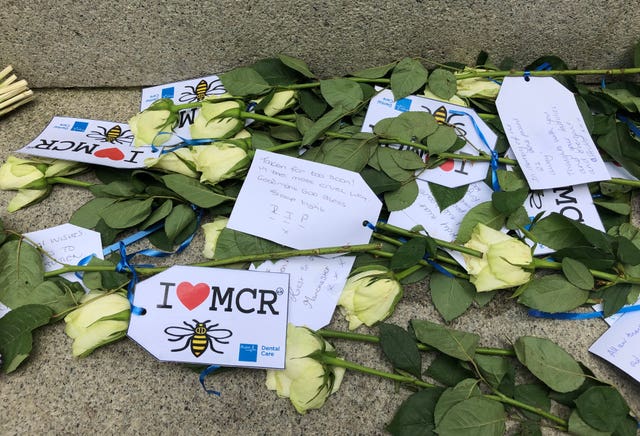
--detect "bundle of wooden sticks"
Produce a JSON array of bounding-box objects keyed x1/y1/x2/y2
[{"x1": 0, "y1": 66, "x2": 34, "y2": 117}]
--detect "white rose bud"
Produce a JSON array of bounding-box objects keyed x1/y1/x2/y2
[
  {"x1": 7, "y1": 188, "x2": 49, "y2": 212},
  {"x1": 192, "y1": 142, "x2": 248, "y2": 185},
  {"x1": 190, "y1": 99, "x2": 244, "y2": 140},
  {"x1": 262, "y1": 90, "x2": 297, "y2": 116},
  {"x1": 202, "y1": 216, "x2": 229, "y2": 259},
  {"x1": 0, "y1": 156, "x2": 46, "y2": 190},
  {"x1": 454, "y1": 68, "x2": 501, "y2": 99},
  {"x1": 144, "y1": 147, "x2": 199, "y2": 178},
  {"x1": 129, "y1": 102, "x2": 177, "y2": 147}
]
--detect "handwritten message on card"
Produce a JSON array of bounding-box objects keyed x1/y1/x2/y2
[
  {"x1": 496, "y1": 77, "x2": 610, "y2": 190},
  {"x1": 24, "y1": 223, "x2": 103, "y2": 288},
  {"x1": 228, "y1": 150, "x2": 382, "y2": 250},
  {"x1": 252, "y1": 255, "x2": 355, "y2": 330},
  {"x1": 589, "y1": 311, "x2": 640, "y2": 383},
  {"x1": 18, "y1": 116, "x2": 160, "y2": 168},
  {"x1": 361, "y1": 89, "x2": 497, "y2": 187},
  {"x1": 388, "y1": 179, "x2": 493, "y2": 266},
  {"x1": 140, "y1": 75, "x2": 225, "y2": 139}
]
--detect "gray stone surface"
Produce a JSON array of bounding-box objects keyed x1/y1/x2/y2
[
  {"x1": 0, "y1": 90, "x2": 639, "y2": 434},
  {"x1": 1, "y1": 0, "x2": 638, "y2": 87}
]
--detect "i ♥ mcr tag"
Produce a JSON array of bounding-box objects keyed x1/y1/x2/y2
[
  {"x1": 128, "y1": 266, "x2": 289, "y2": 369},
  {"x1": 17, "y1": 116, "x2": 161, "y2": 168}
]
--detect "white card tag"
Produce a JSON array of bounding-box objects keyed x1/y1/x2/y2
[
  {"x1": 24, "y1": 223, "x2": 104, "y2": 290},
  {"x1": 361, "y1": 89, "x2": 497, "y2": 187},
  {"x1": 127, "y1": 266, "x2": 289, "y2": 368},
  {"x1": 252, "y1": 255, "x2": 356, "y2": 330},
  {"x1": 17, "y1": 116, "x2": 160, "y2": 168},
  {"x1": 496, "y1": 77, "x2": 610, "y2": 190},
  {"x1": 605, "y1": 161, "x2": 638, "y2": 181},
  {"x1": 228, "y1": 150, "x2": 382, "y2": 250},
  {"x1": 388, "y1": 179, "x2": 493, "y2": 266},
  {"x1": 0, "y1": 302, "x2": 10, "y2": 320},
  {"x1": 589, "y1": 311, "x2": 640, "y2": 383},
  {"x1": 140, "y1": 75, "x2": 225, "y2": 139}
]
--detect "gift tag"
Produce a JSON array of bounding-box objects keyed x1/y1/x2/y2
[
  {"x1": 496, "y1": 77, "x2": 609, "y2": 190},
  {"x1": 361, "y1": 89, "x2": 497, "y2": 187},
  {"x1": 17, "y1": 116, "x2": 160, "y2": 168},
  {"x1": 252, "y1": 255, "x2": 355, "y2": 330},
  {"x1": 127, "y1": 266, "x2": 289, "y2": 368},
  {"x1": 228, "y1": 150, "x2": 382, "y2": 250},
  {"x1": 589, "y1": 311, "x2": 640, "y2": 383},
  {"x1": 140, "y1": 75, "x2": 225, "y2": 139},
  {"x1": 388, "y1": 179, "x2": 493, "y2": 266}
]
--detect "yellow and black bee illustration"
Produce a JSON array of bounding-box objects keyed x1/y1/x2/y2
[
  {"x1": 178, "y1": 79, "x2": 225, "y2": 103},
  {"x1": 164, "y1": 319, "x2": 233, "y2": 357},
  {"x1": 421, "y1": 105, "x2": 467, "y2": 137},
  {"x1": 86, "y1": 125, "x2": 134, "y2": 144}
]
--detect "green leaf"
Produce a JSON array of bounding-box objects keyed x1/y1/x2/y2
[
  {"x1": 506, "y1": 206, "x2": 532, "y2": 230},
  {"x1": 575, "y1": 386, "x2": 630, "y2": 432},
  {"x1": 320, "y1": 78, "x2": 363, "y2": 111},
  {"x1": 270, "y1": 125, "x2": 301, "y2": 141},
  {"x1": 251, "y1": 58, "x2": 301, "y2": 86},
  {"x1": 616, "y1": 236, "x2": 640, "y2": 264},
  {"x1": 593, "y1": 200, "x2": 630, "y2": 215},
  {"x1": 426, "y1": 125, "x2": 459, "y2": 154},
  {"x1": 429, "y1": 183, "x2": 468, "y2": 212},
  {"x1": 164, "y1": 203, "x2": 196, "y2": 244},
  {"x1": 70, "y1": 197, "x2": 119, "y2": 229},
  {"x1": 89, "y1": 180, "x2": 143, "y2": 198},
  {"x1": 100, "y1": 198, "x2": 154, "y2": 229},
  {"x1": 435, "y1": 396, "x2": 506, "y2": 436},
  {"x1": 425, "y1": 354, "x2": 474, "y2": 386},
  {"x1": 384, "y1": 180, "x2": 419, "y2": 212},
  {"x1": 315, "y1": 133, "x2": 377, "y2": 172},
  {"x1": 360, "y1": 167, "x2": 402, "y2": 195},
  {"x1": 214, "y1": 228, "x2": 286, "y2": 260},
  {"x1": 0, "y1": 304, "x2": 52, "y2": 373},
  {"x1": 428, "y1": 69, "x2": 457, "y2": 100},
  {"x1": 411, "y1": 320, "x2": 479, "y2": 361},
  {"x1": 352, "y1": 61, "x2": 397, "y2": 79},
  {"x1": 374, "y1": 111, "x2": 438, "y2": 142},
  {"x1": 517, "y1": 275, "x2": 589, "y2": 312},
  {"x1": 561, "y1": 258, "x2": 595, "y2": 290},
  {"x1": 568, "y1": 410, "x2": 612, "y2": 436},
  {"x1": 430, "y1": 273, "x2": 475, "y2": 322},
  {"x1": 514, "y1": 336, "x2": 585, "y2": 393},
  {"x1": 513, "y1": 384, "x2": 550, "y2": 422},
  {"x1": 298, "y1": 89, "x2": 327, "y2": 120},
  {"x1": 6, "y1": 279, "x2": 83, "y2": 316},
  {"x1": 601, "y1": 83, "x2": 640, "y2": 112},
  {"x1": 277, "y1": 54, "x2": 315, "y2": 78},
  {"x1": 455, "y1": 201, "x2": 505, "y2": 243},
  {"x1": 475, "y1": 355, "x2": 511, "y2": 388},
  {"x1": 0, "y1": 240, "x2": 45, "y2": 307},
  {"x1": 390, "y1": 238, "x2": 427, "y2": 271},
  {"x1": 140, "y1": 199, "x2": 173, "y2": 229},
  {"x1": 601, "y1": 283, "x2": 632, "y2": 318},
  {"x1": 597, "y1": 122, "x2": 640, "y2": 180},
  {"x1": 532, "y1": 212, "x2": 613, "y2": 252},
  {"x1": 378, "y1": 147, "x2": 416, "y2": 182},
  {"x1": 219, "y1": 67, "x2": 271, "y2": 96},
  {"x1": 301, "y1": 106, "x2": 346, "y2": 146},
  {"x1": 82, "y1": 257, "x2": 129, "y2": 291},
  {"x1": 386, "y1": 388, "x2": 444, "y2": 436},
  {"x1": 634, "y1": 40, "x2": 640, "y2": 68},
  {"x1": 162, "y1": 174, "x2": 233, "y2": 208},
  {"x1": 434, "y1": 379, "x2": 482, "y2": 426},
  {"x1": 491, "y1": 187, "x2": 529, "y2": 215},
  {"x1": 378, "y1": 323, "x2": 422, "y2": 379},
  {"x1": 391, "y1": 58, "x2": 429, "y2": 100}
]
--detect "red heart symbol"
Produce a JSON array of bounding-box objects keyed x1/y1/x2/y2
[
  {"x1": 439, "y1": 159, "x2": 455, "y2": 172},
  {"x1": 176, "y1": 282, "x2": 210, "y2": 310},
  {"x1": 95, "y1": 147, "x2": 125, "y2": 161}
]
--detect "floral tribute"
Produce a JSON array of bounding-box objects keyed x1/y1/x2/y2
[{"x1": 2, "y1": 46, "x2": 640, "y2": 435}]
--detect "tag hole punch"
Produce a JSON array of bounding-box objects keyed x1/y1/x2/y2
[{"x1": 523, "y1": 70, "x2": 531, "y2": 82}]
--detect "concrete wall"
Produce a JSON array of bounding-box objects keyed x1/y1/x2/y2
[{"x1": 1, "y1": 0, "x2": 638, "y2": 87}]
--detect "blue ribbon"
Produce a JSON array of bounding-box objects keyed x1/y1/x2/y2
[
  {"x1": 448, "y1": 110, "x2": 501, "y2": 191},
  {"x1": 102, "y1": 222, "x2": 165, "y2": 257},
  {"x1": 199, "y1": 364, "x2": 222, "y2": 396},
  {"x1": 534, "y1": 62, "x2": 552, "y2": 71},
  {"x1": 523, "y1": 70, "x2": 531, "y2": 81},
  {"x1": 115, "y1": 242, "x2": 148, "y2": 316},
  {"x1": 617, "y1": 115, "x2": 640, "y2": 138},
  {"x1": 151, "y1": 132, "x2": 217, "y2": 153},
  {"x1": 528, "y1": 304, "x2": 640, "y2": 320}
]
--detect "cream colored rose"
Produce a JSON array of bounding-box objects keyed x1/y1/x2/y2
[
  {"x1": 129, "y1": 108, "x2": 176, "y2": 147},
  {"x1": 454, "y1": 68, "x2": 501, "y2": 99},
  {"x1": 192, "y1": 142, "x2": 248, "y2": 184},
  {"x1": 190, "y1": 100, "x2": 244, "y2": 140},
  {"x1": 202, "y1": 216, "x2": 229, "y2": 259},
  {"x1": 262, "y1": 90, "x2": 297, "y2": 116},
  {"x1": 7, "y1": 188, "x2": 49, "y2": 212},
  {"x1": 0, "y1": 156, "x2": 45, "y2": 190},
  {"x1": 144, "y1": 147, "x2": 198, "y2": 178}
]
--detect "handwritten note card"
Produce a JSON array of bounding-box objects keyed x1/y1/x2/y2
[
  {"x1": 24, "y1": 223, "x2": 104, "y2": 288},
  {"x1": 496, "y1": 77, "x2": 610, "y2": 190},
  {"x1": 18, "y1": 116, "x2": 160, "y2": 168},
  {"x1": 140, "y1": 75, "x2": 225, "y2": 139},
  {"x1": 228, "y1": 150, "x2": 382, "y2": 250},
  {"x1": 589, "y1": 311, "x2": 640, "y2": 382},
  {"x1": 361, "y1": 89, "x2": 497, "y2": 187},
  {"x1": 388, "y1": 179, "x2": 493, "y2": 266},
  {"x1": 252, "y1": 255, "x2": 355, "y2": 330}
]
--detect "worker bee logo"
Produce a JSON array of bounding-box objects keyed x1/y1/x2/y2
[
  {"x1": 421, "y1": 105, "x2": 467, "y2": 137},
  {"x1": 178, "y1": 79, "x2": 225, "y2": 103},
  {"x1": 86, "y1": 125, "x2": 134, "y2": 145},
  {"x1": 164, "y1": 319, "x2": 233, "y2": 357}
]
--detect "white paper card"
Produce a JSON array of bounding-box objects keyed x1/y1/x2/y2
[
  {"x1": 496, "y1": 77, "x2": 610, "y2": 190},
  {"x1": 589, "y1": 311, "x2": 640, "y2": 382},
  {"x1": 0, "y1": 302, "x2": 10, "y2": 320},
  {"x1": 228, "y1": 150, "x2": 382, "y2": 250},
  {"x1": 140, "y1": 75, "x2": 225, "y2": 139},
  {"x1": 24, "y1": 223, "x2": 104, "y2": 289},
  {"x1": 388, "y1": 179, "x2": 493, "y2": 267},
  {"x1": 605, "y1": 161, "x2": 638, "y2": 181},
  {"x1": 252, "y1": 255, "x2": 355, "y2": 330},
  {"x1": 128, "y1": 266, "x2": 289, "y2": 368},
  {"x1": 17, "y1": 116, "x2": 160, "y2": 168},
  {"x1": 361, "y1": 89, "x2": 497, "y2": 187}
]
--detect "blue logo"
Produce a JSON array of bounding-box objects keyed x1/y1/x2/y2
[
  {"x1": 70, "y1": 121, "x2": 89, "y2": 132},
  {"x1": 394, "y1": 98, "x2": 412, "y2": 112},
  {"x1": 238, "y1": 343, "x2": 258, "y2": 362},
  {"x1": 161, "y1": 87, "x2": 175, "y2": 99}
]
